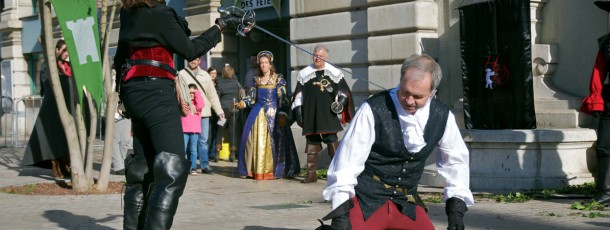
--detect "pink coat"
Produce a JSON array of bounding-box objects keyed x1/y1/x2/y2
[{"x1": 181, "y1": 90, "x2": 204, "y2": 133}]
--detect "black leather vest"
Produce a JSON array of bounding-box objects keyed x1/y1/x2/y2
[{"x1": 354, "y1": 91, "x2": 449, "y2": 220}]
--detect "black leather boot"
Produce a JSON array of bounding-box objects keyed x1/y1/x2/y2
[
  {"x1": 141, "y1": 151, "x2": 190, "y2": 230},
  {"x1": 594, "y1": 156, "x2": 610, "y2": 205},
  {"x1": 123, "y1": 154, "x2": 150, "y2": 230},
  {"x1": 230, "y1": 146, "x2": 237, "y2": 162}
]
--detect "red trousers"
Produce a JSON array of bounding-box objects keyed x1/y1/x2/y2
[{"x1": 349, "y1": 197, "x2": 435, "y2": 230}]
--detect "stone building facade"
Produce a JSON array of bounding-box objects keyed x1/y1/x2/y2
[{"x1": 0, "y1": 0, "x2": 607, "y2": 191}]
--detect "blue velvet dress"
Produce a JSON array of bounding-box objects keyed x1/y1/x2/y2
[{"x1": 237, "y1": 74, "x2": 300, "y2": 179}]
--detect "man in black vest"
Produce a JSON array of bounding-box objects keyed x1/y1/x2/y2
[{"x1": 321, "y1": 54, "x2": 473, "y2": 229}]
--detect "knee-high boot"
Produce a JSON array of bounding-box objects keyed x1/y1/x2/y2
[
  {"x1": 141, "y1": 151, "x2": 190, "y2": 230},
  {"x1": 123, "y1": 154, "x2": 149, "y2": 230},
  {"x1": 51, "y1": 160, "x2": 63, "y2": 179},
  {"x1": 327, "y1": 142, "x2": 339, "y2": 159},
  {"x1": 594, "y1": 156, "x2": 610, "y2": 205},
  {"x1": 302, "y1": 143, "x2": 322, "y2": 184}
]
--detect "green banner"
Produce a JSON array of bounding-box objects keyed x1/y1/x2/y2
[{"x1": 51, "y1": 0, "x2": 103, "y2": 111}]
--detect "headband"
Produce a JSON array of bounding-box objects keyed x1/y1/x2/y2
[{"x1": 257, "y1": 50, "x2": 274, "y2": 64}]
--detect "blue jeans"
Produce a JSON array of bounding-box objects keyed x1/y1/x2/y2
[
  {"x1": 184, "y1": 133, "x2": 199, "y2": 170},
  {"x1": 197, "y1": 117, "x2": 210, "y2": 169}
]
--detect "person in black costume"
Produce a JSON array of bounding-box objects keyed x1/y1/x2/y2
[
  {"x1": 291, "y1": 44, "x2": 354, "y2": 183},
  {"x1": 23, "y1": 39, "x2": 78, "y2": 179},
  {"x1": 113, "y1": 0, "x2": 244, "y2": 229},
  {"x1": 580, "y1": 0, "x2": 610, "y2": 207}
]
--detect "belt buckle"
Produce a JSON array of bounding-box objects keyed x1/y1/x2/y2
[{"x1": 121, "y1": 62, "x2": 132, "y2": 80}]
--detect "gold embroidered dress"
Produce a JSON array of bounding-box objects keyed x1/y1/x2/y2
[{"x1": 237, "y1": 73, "x2": 300, "y2": 180}]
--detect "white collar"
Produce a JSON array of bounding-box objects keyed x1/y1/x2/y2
[
  {"x1": 297, "y1": 62, "x2": 344, "y2": 84},
  {"x1": 389, "y1": 87, "x2": 432, "y2": 153}
]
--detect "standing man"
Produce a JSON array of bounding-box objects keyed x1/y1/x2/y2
[
  {"x1": 243, "y1": 52, "x2": 259, "y2": 89},
  {"x1": 111, "y1": 69, "x2": 132, "y2": 175},
  {"x1": 580, "y1": 0, "x2": 610, "y2": 207},
  {"x1": 178, "y1": 57, "x2": 224, "y2": 174},
  {"x1": 292, "y1": 45, "x2": 354, "y2": 183},
  {"x1": 321, "y1": 54, "x2": 473, "y2": 229}
]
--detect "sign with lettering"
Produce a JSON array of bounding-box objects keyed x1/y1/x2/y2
[{"x1": 240, "y1": 0, "x2": 273, "y2": 10}]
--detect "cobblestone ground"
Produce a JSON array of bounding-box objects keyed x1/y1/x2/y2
[{"x1": 1, "y1": 146, "x2": 610, "y2": 230}]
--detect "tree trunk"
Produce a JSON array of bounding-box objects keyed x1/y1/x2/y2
[
  {"x1": 39, "y1": 0, "x2": 88, "y2": 192},
  {"x1": 96, "y1": 0, "x2": 119, "y2": 192},
  {"x1": 76, "y1": 104, "x2": 87, "y2": 158},
  {"x1": 99, "y1": 0, "x2": 108, "y2": 46},
  {"x1": 84, "y1": 88, "x2": 98, "y2": 186}
]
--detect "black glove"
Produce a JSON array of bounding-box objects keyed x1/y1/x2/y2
[
  {"x1": 317, "y1": 199, "x2": 352, "y2": 230},
  {"x1": 293, "y1": 106, "x2": 303, "y2": 128},
  {"x1": 446, "y1": 197, "x2": 467, "y2": 230},
  {"x1": 216, "y1": 7, "x2": 243, "y2": 30}
]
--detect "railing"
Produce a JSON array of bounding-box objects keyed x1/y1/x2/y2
[{"x1": 1, "y1": 96, "x2": 41, "y2": 148}]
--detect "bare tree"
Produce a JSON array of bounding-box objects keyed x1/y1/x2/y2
[
  {"x1": 39, "y1": 0, "x2": 88, "y2": 192},
  {"x1": 96, "y1": 0, "x2": 120, "y2": 192},
  {"x1": 39, "y1": 0, "x2": 119, "y2": 192}
]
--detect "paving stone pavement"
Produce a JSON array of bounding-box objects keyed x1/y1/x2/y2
[{"x1": 1, "y1": 146, "x2": 610, "y2": 230}]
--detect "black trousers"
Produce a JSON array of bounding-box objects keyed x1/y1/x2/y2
[
  {"x1": 120, "y1": 77, "x2": 184, "y2": 159},
  {"x1": 306, "y1": 133, "x2": 338, "y2": 145},
  {"x1": 598, "y1": 86, "x2": 610, "y2": 159},
  {"x1": 215, "y1": 108, "x2": 240, "y2": 150}
]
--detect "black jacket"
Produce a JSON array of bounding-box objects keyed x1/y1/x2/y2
[
  {"x1": 216, "y1": 77, "x2": 242, "y2": 109},
  {"x1": 113, "y1": 3, "x2": 222, "y2": 76}
]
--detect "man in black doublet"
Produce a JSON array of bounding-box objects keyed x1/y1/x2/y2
[{"x1": 292, "y1": 45, "x2": 354, "y2": 183}]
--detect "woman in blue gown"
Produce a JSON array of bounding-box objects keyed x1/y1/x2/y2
[{"x1": 236, "y1": 51, "x2": 300, "y2": 180}]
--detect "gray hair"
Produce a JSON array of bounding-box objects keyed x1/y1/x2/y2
[
  {"x1": 399, "y1": 54, "x2": 442, "y2": 91},
  {"x1": 313, "y1": 44, "x2": 329, "y2": 54}
]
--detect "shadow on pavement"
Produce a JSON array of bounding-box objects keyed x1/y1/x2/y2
[
  {"x1": 43, "y1": 210, "x2": 120, "y2": 229},
  {"x1": 586, "y1": 221, "x2": 610, "y2": 228}
]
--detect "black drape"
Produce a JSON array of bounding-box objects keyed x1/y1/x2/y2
[{"x1": 459, "y1": 0, "x2": 536, "y2": 129}]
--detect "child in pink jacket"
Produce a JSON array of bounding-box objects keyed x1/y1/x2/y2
[{"x1": 182, "y1": 84, "x2": 204, "y2": 175}]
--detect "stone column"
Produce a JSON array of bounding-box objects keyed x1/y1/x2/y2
[{"x1": 530, "y1": 0, "x2": 588, "y2": 128}]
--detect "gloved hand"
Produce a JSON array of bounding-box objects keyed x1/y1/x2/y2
[
  {"x1": 293, "y1": 106, "x2": 303, "y2": 128},
  {"x1": 215, "y1": 17, "x2": 241, "y2": 30},
  {"x1": 318, "y1": 199, "x2": 353, "y2": 230},
  {"x1": 216, "y1": 6, "x2": 244, "y2": 30},
  {"x1": 446, "y1": 197, "x2": 467, "y2": 230}
]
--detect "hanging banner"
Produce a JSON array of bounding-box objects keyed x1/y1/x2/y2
[
  {"x1": 459, "y1": 0, "x2": 536, "y2": 129},
  {"x1": 51, "y1": 0, "x2": 103, "y2": 110}
]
